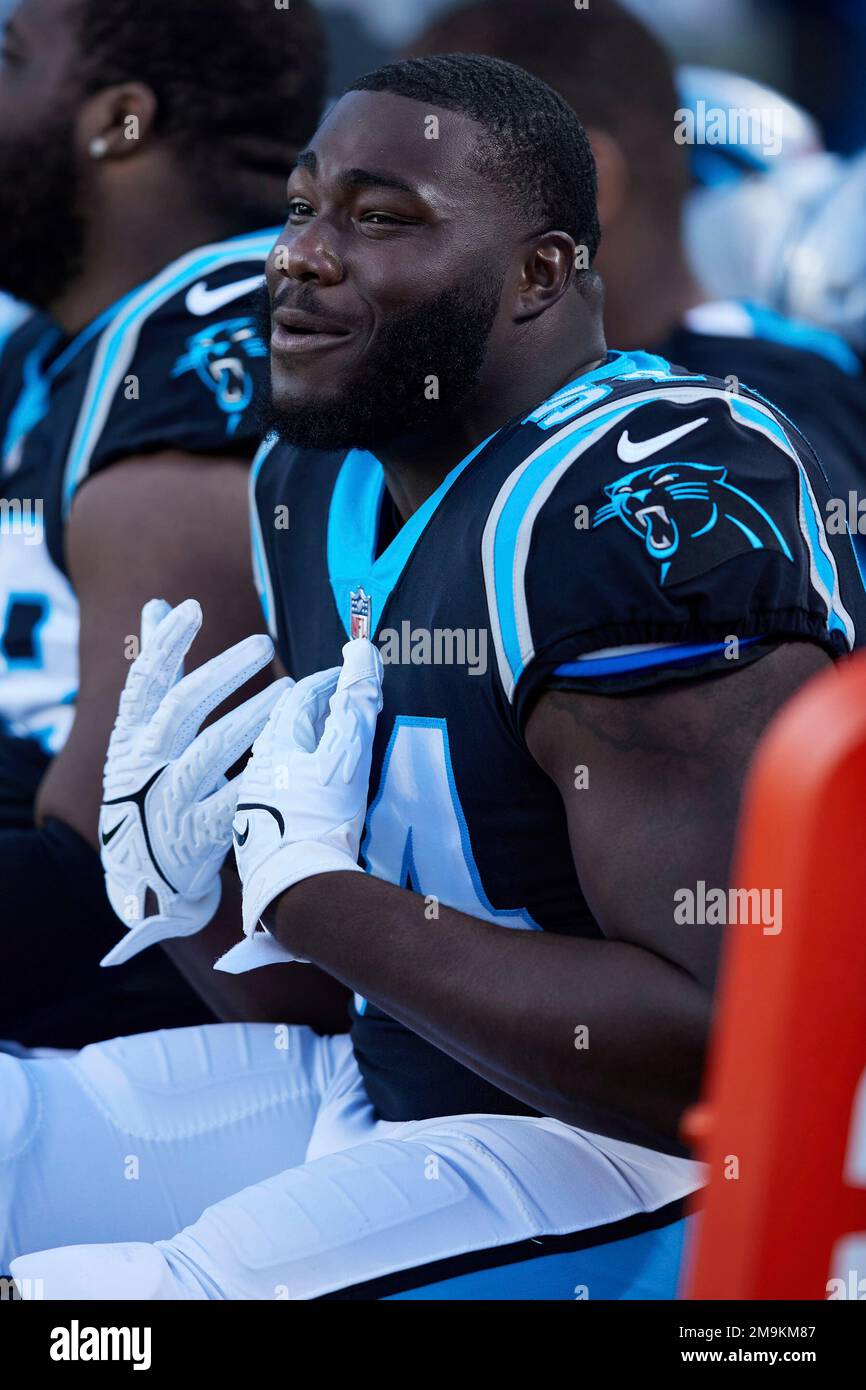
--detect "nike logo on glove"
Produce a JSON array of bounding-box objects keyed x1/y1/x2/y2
[
  {"x1": 617, "y1": 417, "x2": 708, "y2": 463},
  {"x1": 234, "y1": 803, "x2": 285, "y2": 840},
  {"x1": 185, "y1": 275, "x2": 264, "y2": 316},
  {"x1": 101, "y1": 816, "x2": 128, "y2": 846}
]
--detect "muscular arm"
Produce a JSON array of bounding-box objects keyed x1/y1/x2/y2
[
  {"x1": 266, "y1": 642, "x2": 829, "y2": 1148},
  {"x1": 37, "y1": 452, "x2": 264, "y2": 844},
  {"x1": 30, "y1": 451, "x2": 347, "y2": 1030}
]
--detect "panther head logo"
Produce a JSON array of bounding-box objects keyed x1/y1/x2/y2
[
  {"x1": 172, "y1": 316, "x2": 267, "y2": 436},
  {"x1": 593, "y1": 461, "x2": 793, "y2": 585}
]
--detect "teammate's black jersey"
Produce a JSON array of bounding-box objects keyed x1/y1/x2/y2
[
  {"x1": 0, "y1": 228, "x2": 276, "y2": 765},
  {"x1": 252, "y1": 350, "x2": 865, "y2": 1122}
]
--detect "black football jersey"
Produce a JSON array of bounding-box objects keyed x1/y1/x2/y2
[
  {"x1": 658, "y1": 299, "x2": 866, "y2": 576},
  {"x1": 0, "y1": 228, "x2": 277, "y2": 776},
  {"x1": 252, "y1": 349, "x2": 865, "y2": 1121}
]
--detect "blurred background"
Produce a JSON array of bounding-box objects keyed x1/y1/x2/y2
[
  {"x1": 312, "y1": 0, "x2": 864, "y2": 153},
  {"x1": 0, "y1": 0, "x2": 862, "y2": 346},
  {"x1": 1, "y1": 0, "x2": 860, "y2": 146},
  {"x1": 311, "y1": 0, "x2": 866, "y2": 356}
]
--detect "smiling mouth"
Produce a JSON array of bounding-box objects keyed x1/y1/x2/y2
[
  {"x1": 634, "y1": 504, "x2": 677, "y2": 552},
  {"x1": 271, "y1": 322, "x2": 354, "y2": 355}
]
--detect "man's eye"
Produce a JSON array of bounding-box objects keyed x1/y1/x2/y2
[
  {"x1": 288, "y1": 199, "x2": 314, "y2": 219},
  {"x1": 361, "y1": 213, "x2": 406, "y2": 227}
]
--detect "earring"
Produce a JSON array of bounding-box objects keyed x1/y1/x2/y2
[{"x1": 89, "y1": 135, "x2": 109, "y2": 159}]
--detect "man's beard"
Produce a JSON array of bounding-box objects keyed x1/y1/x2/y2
[
  {"x1": 255, "y1": 266, "x2": 504, "y2": 453},
  {"x1": 0, "y1": 115, "x2": 86, "y2": 309}
]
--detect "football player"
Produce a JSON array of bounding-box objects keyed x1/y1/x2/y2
[
  {"x1": 4, "y1": 56, "x2": 863, "y2": 1300},
  {"x1": 0, "y1": 0, "x2": 326, "y2": 1045},
  {"x1": 406, "y1": 0, "x2": 866, "y2": 569}
]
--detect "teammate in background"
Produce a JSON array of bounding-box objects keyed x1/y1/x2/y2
[
  {"x1": 5, "y1": 57, "x2": 862, "y2": 1300},
  {"x1": 406, "y1": 0, "x2": 866, "y2": 570},
  {"x1": 0, "y1": 0, "x2": 327, "y2": 1046}
]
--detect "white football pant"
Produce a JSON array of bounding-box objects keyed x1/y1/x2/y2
[{"x1": 1, "y1": 1024, "x2": 702, "y2": 1299}]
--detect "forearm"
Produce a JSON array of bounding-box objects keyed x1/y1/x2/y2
[
  {"x1": 164, "y1": 867, "x2": 351, "y2": 1032},
  {"x1": 269, "y1": 873, "x2": 712, "y2": 1147}
]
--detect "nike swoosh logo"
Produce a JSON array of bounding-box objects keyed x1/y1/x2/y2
[
  {"x1": 233, "y1": 820, "x2": 250, "y2": 848},
  {"x1": 185, "y1": 275, "x2": 264, "y2": 317},
  {"x1": 235, "y1": 802, "x2": 286, "y2": 838},
  {"x1": 617, "y1": 417, "x2": 708, "y2": 464},
  {"x1": 101, "y1": 815, "x2": 128, "y2": 846}
]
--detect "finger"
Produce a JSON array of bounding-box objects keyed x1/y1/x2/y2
[
  {"x1": 140, "y1": 598, "x2": 189, "y2": 703},
  {"x1": 147, "y1": 632, "x2": 275, "y2": 760},
  {"x1": 197, "y1": 776, "x2": 240, "y2": 836},
  {"x1": 337, "y1": 637, "x2": 384, "y2": 703},
  {"x1": 139, "y1": 599, "x2": 171, "y2": 649},
  {"x1": 317, "y1": 641, "x2": 383, "y2": 783},
  {"x1": 289, "y1": 666, "x2": 342, "y2": 751},
  {"x1": 333, "y1": 638, "x2": 384, "y2": 734},
  {"x1": 177, "y1": 677, "x2": 294, "y2": 802},
  {"x1": 119, "y1": 599, "x2": 202, "y2": 727},
  {"x1": 252, "y1": 665, "x2": 341, "y2": 758}
]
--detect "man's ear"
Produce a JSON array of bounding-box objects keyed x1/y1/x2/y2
[
  {"x1": 75, "y1": 83, "x2": 159, "y2": 162},
  {"x1": 586, "y1": 127, "x2": 629, "y2": 232},
  {"x1": 513, "y1": 231, "x2": 579, "y2": 323}
]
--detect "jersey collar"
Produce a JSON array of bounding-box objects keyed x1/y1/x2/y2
[
  {"x1": 325, "y1": 354, "x2": 633, "y2": 640},
  {"x1": 327, "y1": 433, "x2": 494, "y2": 640}
]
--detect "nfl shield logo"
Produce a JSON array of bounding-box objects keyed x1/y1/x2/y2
[{"x1": 350, "y1": 586, "x2": 372, "y2": 640}]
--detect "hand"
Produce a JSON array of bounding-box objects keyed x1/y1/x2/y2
[
  {"x1": 215, "y1": 638, "x2": 383, "y2": 974},
  {"x1": 99, "y1": 598, "x2": 290, "y2": 966}
]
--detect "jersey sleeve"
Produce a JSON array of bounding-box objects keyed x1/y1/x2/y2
[
  {"x1": 61, "y1": 235, "x2": 276, "y2": 512},
  {"x1": 484, "y1": 391, "x2": 862, "y2": 732}
]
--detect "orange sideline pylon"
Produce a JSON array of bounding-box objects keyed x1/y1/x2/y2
[{"x1": 683, "y1": 650, "x2": 866, "y2": 1300}]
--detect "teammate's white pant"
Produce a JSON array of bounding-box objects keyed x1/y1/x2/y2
[{"x1": 1, "y1": 1024, "x2": 702, "y2": 1299}]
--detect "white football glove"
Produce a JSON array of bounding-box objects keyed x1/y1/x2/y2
[
  {"x1": 99, "y1": 597, "x2": 290, "y2": 966},
  {"x1": 215, "y1": 638, "x2": 383, "y2": 974}
]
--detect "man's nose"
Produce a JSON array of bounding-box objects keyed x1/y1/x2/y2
[{"x1": 267, "y1": 227, "x2": 343, "y2": 287}]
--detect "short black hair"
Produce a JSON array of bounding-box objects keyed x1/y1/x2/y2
[
  {"x1": 406, "y1": 0, "x2": 687, "y2": 210},
  {"x1": 347, "y1": 54, "x2": 601, "y2": 265},
  {"x1": 74, "y1": 0, "x2": 326, "y2": 212}
]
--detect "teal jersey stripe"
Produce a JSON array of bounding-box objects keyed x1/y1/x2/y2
[
  {"x1": 728, "y1": 394, "x2": 854, "y2": 644},
  {"x1": 327, "y1": 433, "x2": 494, "y2": 639},
  {"x1": 491, "y1": 403, "x2": 635, "y2": 693}
]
